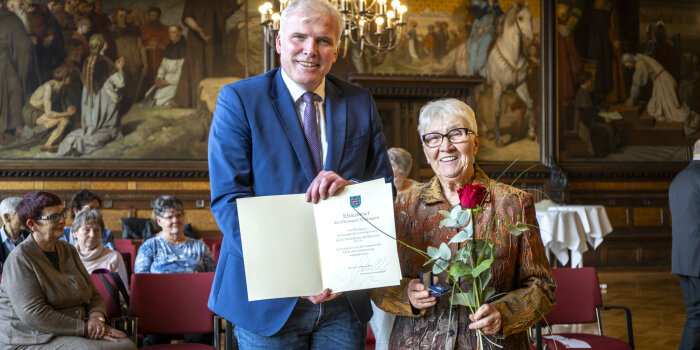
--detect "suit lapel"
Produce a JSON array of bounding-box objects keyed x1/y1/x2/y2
[
  {"x1": 325, "y1": 78, "x2": 346, "y2": 172},
  {"x1": 270, "y1": 70, "x2": 317, "y2": 184}
]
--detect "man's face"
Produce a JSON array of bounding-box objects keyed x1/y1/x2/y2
[
  {"x1": 48, "y1": 1, "x2": 62, "y2": 12},
  {"x1": 6, "y1": 0, "x2": 22, "y2": 12},
  {"x1": 276, "y1": 12, "x2": 338, "y2": 92},
  {"x1": 77, "y1": 22, "x2": 90, "y2": 34},
  {"x1": 115, "y1": 10, "x2": 126, "y2": 26},
  {"x1": 148, "y1": 10, "x2": 159, "y2": 22},
  {"x1": 168, "y1": 26, "x2": 182, "y2": 42},
  {"x1": 8, "y1": 213, "x2": 24, "y2": 233},
  {"x1": 66, "y1": 0, "x2": 78, "y2": 9}
]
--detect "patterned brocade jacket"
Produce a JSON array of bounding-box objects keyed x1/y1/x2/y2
[{"x1": 371, "y1": 165, "x2": 556, "y2": 350}]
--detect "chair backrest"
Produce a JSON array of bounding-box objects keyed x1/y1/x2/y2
[
  {"x1": 211, "y1": 243, "x2": 221, "y2": 263},
  {"x1": 129, "y1": 272, "x2": 215, "y2": 335},
  {"x1": 200, "y1": 237, "x2": 222, "y2": 251},
  {"x1": 544, "y1": 267, "x2": 603, "y2": 325},
  {"x1": 121, "y1": 218, "x2": 153, "y2": 240},
  {"x1": 113, "y1": 239, "x2": 136, "y2": 278},
  {"x1": 90, "y1": 273, "x2": 123, "y2": 320}
]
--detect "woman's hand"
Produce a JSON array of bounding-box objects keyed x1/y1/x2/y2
[
  {"x1": 86, "y1": 316, "x2": 106, "y2": 339},
  {"x1": 407, "y1": 278, "x2": 437, "y2": 310},
  {"x1": 101, "y1": 325, "x2": 128, "y2": 342},
  {"x1": 468, "y1": 303, "x2": 502, "y2": 335}
]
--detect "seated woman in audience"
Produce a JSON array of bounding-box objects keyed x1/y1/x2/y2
[
  {"x1": 134, "y1": 195, "x2": 215, "y2": 274},
  {"x1": 388, "y1": 147, "x2": 420, "y2": 194},
  {"x1": 62, "y1": 190, "x2": 115, "y2": 250},
  {"x1": 73, "y1": 208, "x2": 129, "y2": 289},
  {"x1": 134, "y1": 195, "x2": 215, "y2": 346},
  {"x1": 0, "y1": 191, "x2": 135, "y2": 349}
]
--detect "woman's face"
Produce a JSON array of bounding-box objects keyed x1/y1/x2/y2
[
  {"x1": 422, "y1": 117, "x2": 479, "y2": 184},
  {"x1": 30, "y1": 205, "x2": 66, "y2": 242},
  {"x1": 75, "y1": 221, "x2": 102, "y2": 251},
  {"x1": 156, "y1": 209, "x2": 184, "y2": 236}
]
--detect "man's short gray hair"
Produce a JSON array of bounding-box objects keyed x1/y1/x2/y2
[
  {"x1": 417, "y1": 98, "x2": 478, "y2": 136},
  {"x1": 280, "y1": 0, "x2": 343, "y2": 45},
  {"x1": 0, "y1": 197, "x2": 21, "y2": 225},
  {"x1": 388, "y1": 147, "x2": 413, "y2": 175},
  {"x1": 71, "y1": 208, "x2": 105, "y2": 237}
]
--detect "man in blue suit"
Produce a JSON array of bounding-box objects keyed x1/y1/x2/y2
[
  {"x1": 207, "y1": 0, "x2": 393, "y2": 348},
  {"x1": 671, "y1": 139, "x2": 700, "y2": 350}
]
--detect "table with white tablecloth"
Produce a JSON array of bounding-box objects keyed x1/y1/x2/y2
[
  {"x1": 547, "y1": 205, "x2": 613, "y2": 250},
  {"x1": 535, "y1": 210, "x2": 588, "y2": 267}
]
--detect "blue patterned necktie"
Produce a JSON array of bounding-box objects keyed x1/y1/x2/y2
[{"x1": 302, "y1": 92, "x2": 322, "y2": 175}]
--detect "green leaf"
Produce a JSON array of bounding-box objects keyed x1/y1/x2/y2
[
  {"x1": 480, "y1": 269, "x2": 492, "y2": 287},
  {"x1": 456, "y1": 247, "x2": 471, "y2": 262},
  {"x1": 439, "y1": 210, "x2": 452, "y2": 218},
  {"x1": 427, "y1": 246, "x2": 440, "y2": 260},
  {"x1": 439, "y1": 242, "x2": 452, "y2": 261},
  {"x1": 450, "y1": 261, "x2": 472, "y2": 278},
  {"x1": 451, "y1": 292, "x2": 476, "y2": 307},
  {"x1": 440, "y1": 217, "x2": 458, "y2": 228},
  {"x1": 450, "y1": 205, "x2": 463, "y2": 219},
  {"x1": 462, "y1": 222, "x2": 474, "y2": 240},
  {"x1": 448, "y1": 229, "x2": 469, "y2": 244},
  {"x1": 457, "y1": 209, "x2": 472, "y2": 227},
  {"x1": 432, "y1": 259, "x2": 449, "y2": 274},
  {"x1": 471, "y1": 243, "x2": 495, "y2": 277},
  {"x1": 482, "y1": 286, "x2": 496, "y2": 302}
]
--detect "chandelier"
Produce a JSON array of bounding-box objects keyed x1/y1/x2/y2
[{"x1": 259, "y1": 0, "x2": 408, "y2": 71}]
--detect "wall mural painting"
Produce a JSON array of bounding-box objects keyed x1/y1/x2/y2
[
  {"x1": 557, "y1": 0, "x2": 700, "y2": 163},
  {"x1": 0, "y1": 0, "x2": 541, "y2": 163}
]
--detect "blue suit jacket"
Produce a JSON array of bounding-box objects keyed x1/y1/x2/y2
[
  {"x1": 670, "y1": 160, "x2": 700, "y2": 277},
  {"x1": 207, "y1": 68, "x2": 394, "y2": 336}
]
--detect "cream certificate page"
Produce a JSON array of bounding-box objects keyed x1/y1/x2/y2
[{"x1": 237, "y1": 179, "x2": 401, "y2": 301}]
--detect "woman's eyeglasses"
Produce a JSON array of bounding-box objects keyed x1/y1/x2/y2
[
  {"x1": 34, "y1": 210, "x2": 66, "y2": 223},
  {"x1": 421, "y1": 128, "x2": 474, "y2": 148}
]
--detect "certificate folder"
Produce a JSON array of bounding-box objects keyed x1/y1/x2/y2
[{"x1": 237, "y1": 179, "x2": 402, "y2": 301}]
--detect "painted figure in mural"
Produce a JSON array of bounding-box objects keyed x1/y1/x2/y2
[
  {"x1": 651, "y1": 21, "x2": 679, "y2": 81},
  {"x1": 0, "y1": 5, "x2": 36, "y2": 142},
  {"x1": 574, "y1": 70, "x2": 618, "y2": 158},
  {"x1": 58, "y1": 44, "x2": 83, "y2": 128},
  {"x1": 422, "y1": 24, "x2": 437, "y2": 59},
  {"x1": 623, "y1": 53, "x2": 700, "y2": 136},
  {"x1": 114, "y1": 7, "x2": 146, "y2": 106},
  {"x1": 406, "y1": 21, "x2": 420, "y2": 63},
  {"x1": 81, "y1": 0, "x2": 116, "y2": 60},
  {"x1": 467, "y1": 0, "x2": 502, "y2": 77},
  {"x1": 434, "y1": 21, "x2": 449, "y2": 63},
  {"x1": 147, "y1": 25, "x2": 185, "y2": 108},
  {"x1": 173, "y1": 0, "x2": 243, "y2": 108},
  {"x1": 26, "y1": 1, "x2": 65, "y2": 84},
  {"x1": 586, "y1": 0, "x2": 626, "y2": 105},
  {"x1": 57, "y1": 34, "x2": 124, "y2": 156},
  {"x1": 557, "y1": 3, "x2": 581, "y2": 107},
  {"x1": 71, "y1": 16, "x2": 90, "y2": 62},
  {"x1": 485, "y1": 3, "x2": 534, "y2": 147},
  {"x1": 20, "y1": 65, "x2": 76, "y2": 152},
  {"x1": 141, "y1": 7, "x2": 169, "y2": 95}
]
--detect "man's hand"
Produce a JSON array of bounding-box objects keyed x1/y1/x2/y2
[
  {"x1": 303, "y1": 288, "x2": 342, "y2": 304},
  {"x1": 305, "y1": 171, "x2": 352, "y2": 203}
]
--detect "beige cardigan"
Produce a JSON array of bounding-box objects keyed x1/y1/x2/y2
[{"x1": 0, "y1": 234, "x2": 105, "y2": 346}]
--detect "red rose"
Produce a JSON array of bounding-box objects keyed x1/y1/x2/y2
[{"x1": 457, "y1": 184, "x2": 487, "y2": 209}]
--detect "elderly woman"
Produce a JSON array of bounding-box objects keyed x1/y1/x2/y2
[
  {"x1": 73, "y1": 208, "x2": 129, "y2": 289},
  {"x1": 372, "y1": 99, "x2": 555, "y2": 349},
  {"x1": 0, "y1": 191, "x2": 135, "y2": 349},
  {"x1": 388, "y1": 147, "x2": 419, "y2": 194},
  {"x1": 134, "y1": 195, "x2": 214, "y2": 274}
]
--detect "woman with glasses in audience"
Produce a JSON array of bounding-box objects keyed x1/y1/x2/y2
[
  {"x1": 0, "y1": 191, "x2": 135, "y2": 349},
  {"x1": 371, "y1": 99, "x2": 555, "y2": 349},
  {"x1": 134, "y1": 195, "x2": 215, "y2": 346},
  {"x1": 73, "y1": 208, "x2": 129, "y2": 289}
]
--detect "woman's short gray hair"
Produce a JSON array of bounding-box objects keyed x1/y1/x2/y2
[
  {"x1": 280, "y1": 0, "x2": 343, "y2": 45},
  {"x1": 152, "y1": 195, "x2": 184, "y2": 218},
  {"x1": 417, "y1": 98, "x2": 478, "y2": 136},
  {"x1": 622, "y1": 53, "x2": 636, "y2": 66},
  {"x1": 387, "y1": 147, "x2": 413, "y2": 175},
  {"x1": 71, "y1": 208, "x2": 105, "y2": 236}
]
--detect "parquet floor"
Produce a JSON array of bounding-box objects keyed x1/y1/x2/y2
[{"x1": 550, "y1": 269, "x2": 685, "y2": 350}]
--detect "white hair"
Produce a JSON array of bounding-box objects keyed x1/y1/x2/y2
[
  {"x1": 0, "y1": 197, "x2": 22, "y2": 225},
  {"x1": 622, "y1": 53, "x2": 636, "y2": 66},
  {"x1": 279, "y1": 0, "x2": 343, "y2": 46},
  {"x1": 417, "y1": 98, "x2": 478, "y2": 136},
  {"x1": 388, "y1": 147, "x2": 413, "y2": 175}
]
